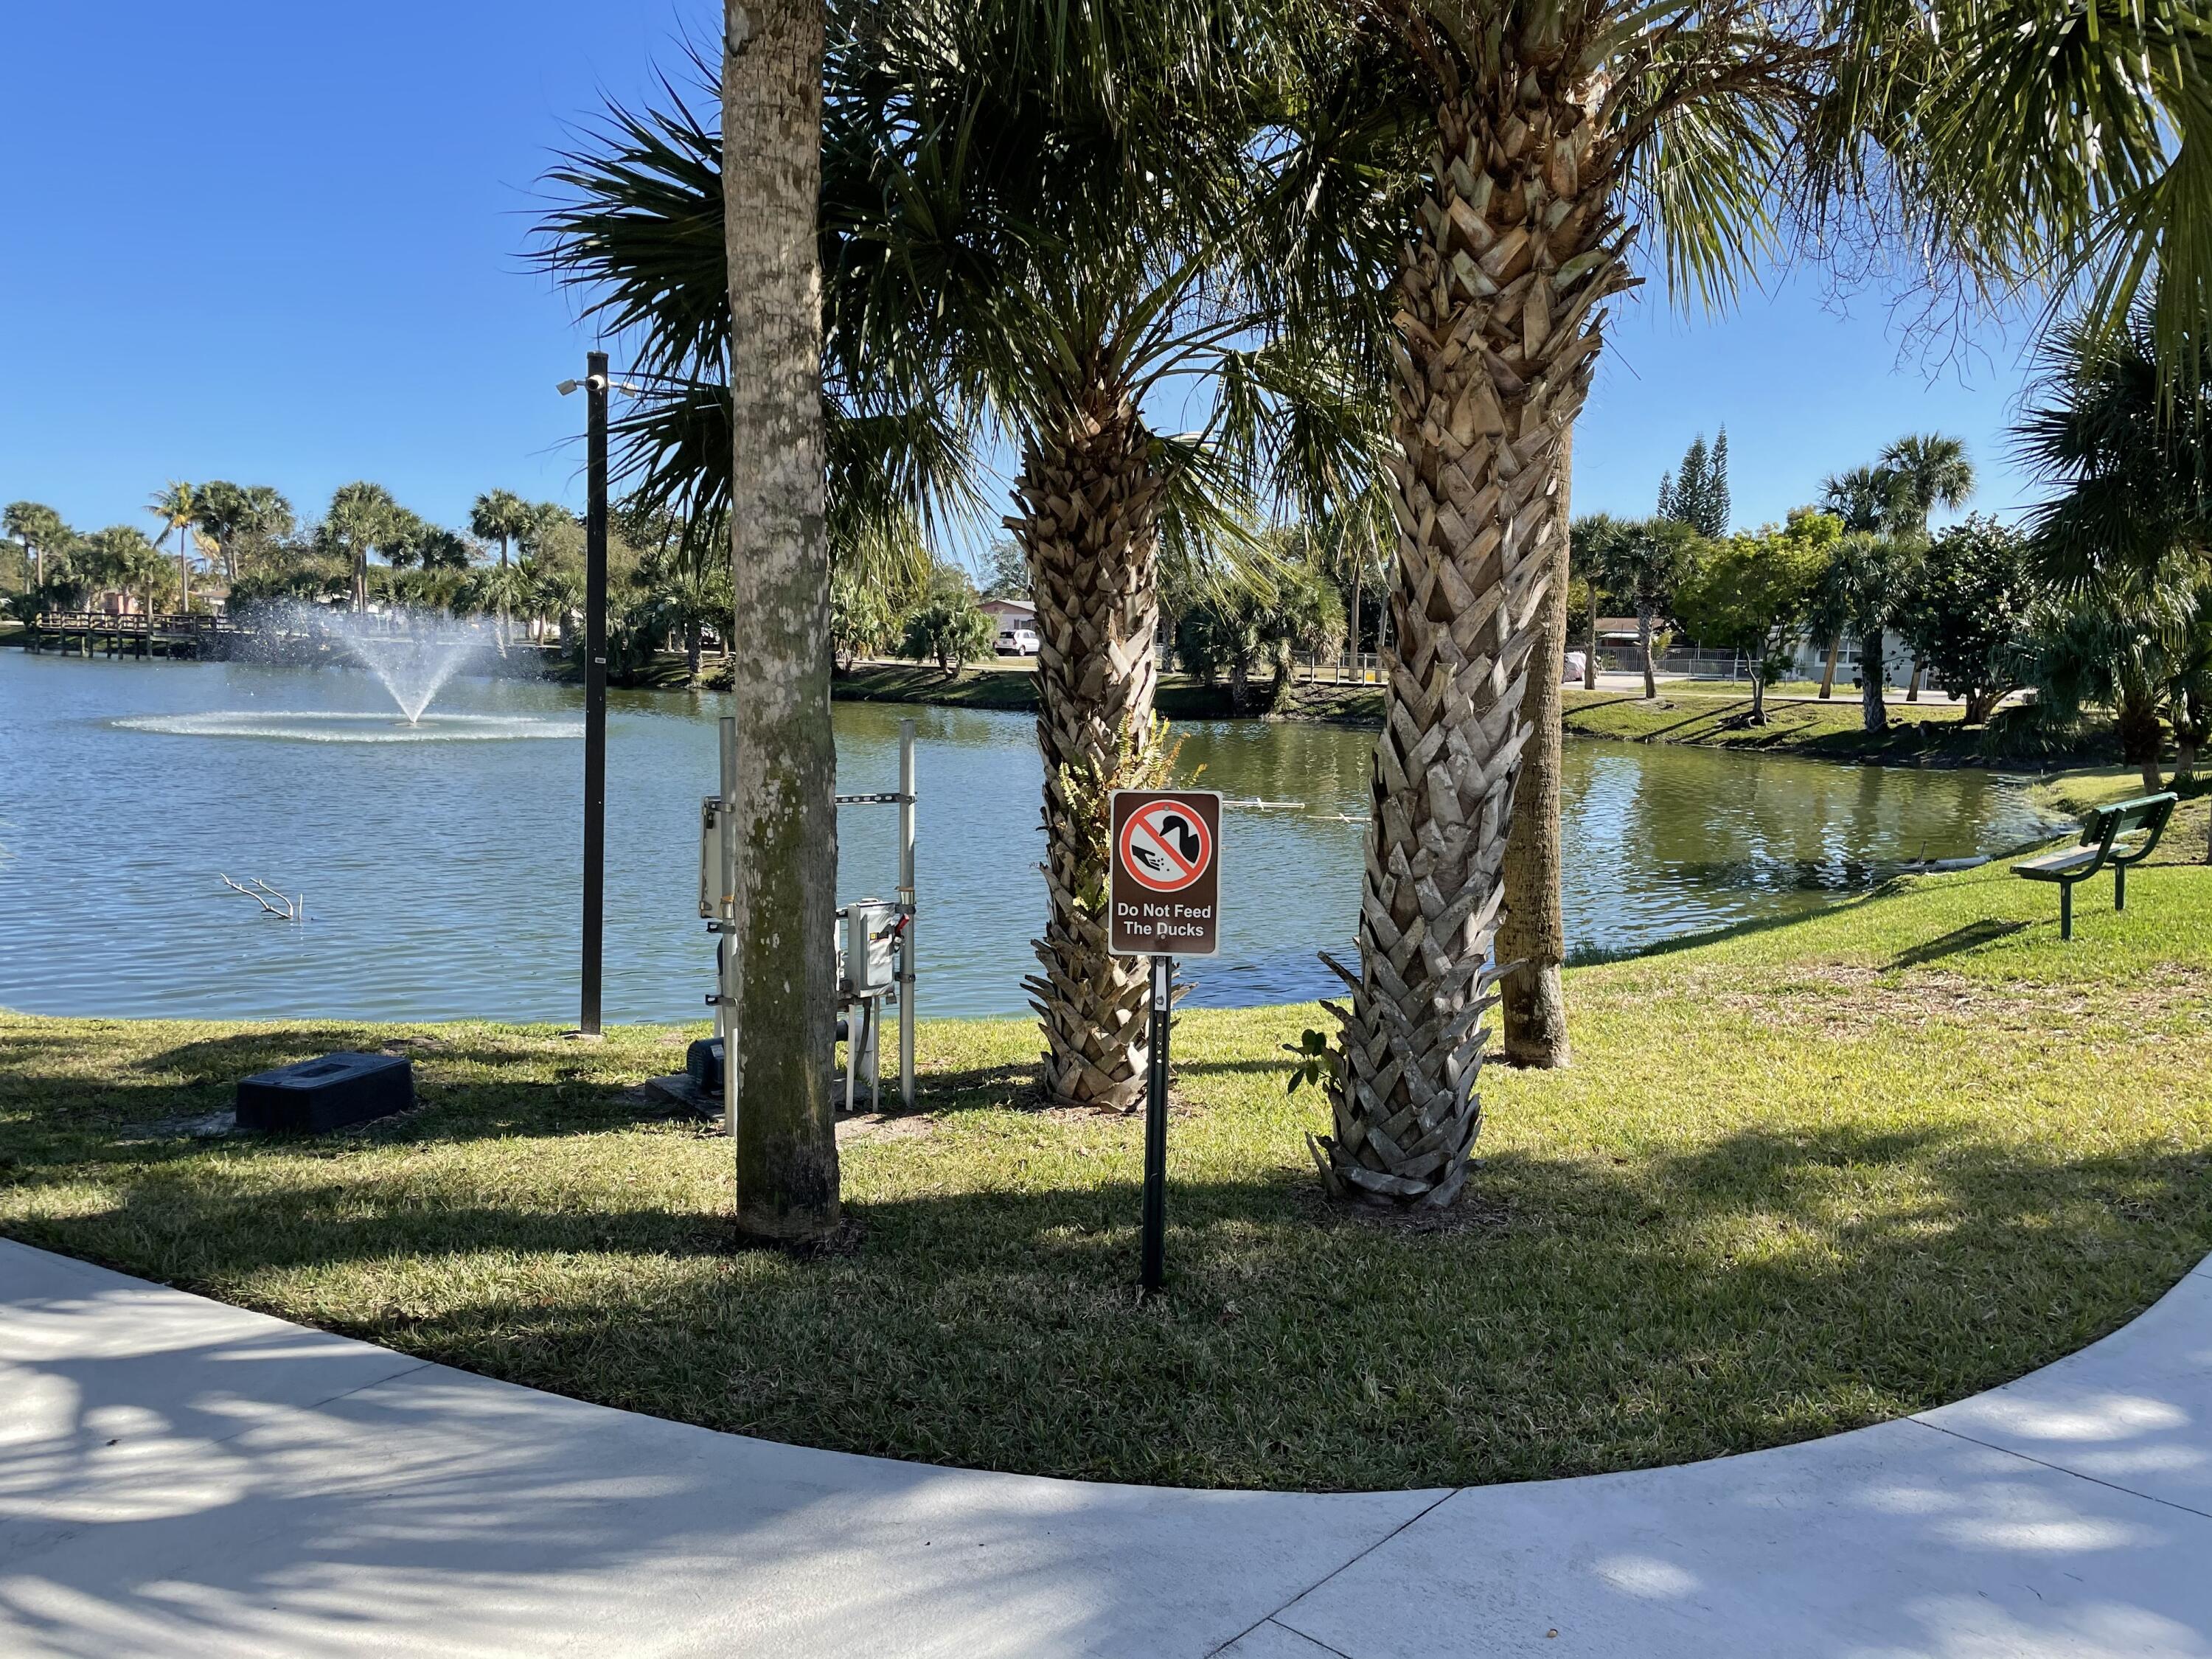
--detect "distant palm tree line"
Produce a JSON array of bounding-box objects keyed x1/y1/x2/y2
[{"x1": 0, "y1": 480, "x2": 699, "y2": 647}]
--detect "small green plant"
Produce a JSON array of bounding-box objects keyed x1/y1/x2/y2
[{"x1": 1283, "y1": 1026, "x2": 1332, "y2": 1093}]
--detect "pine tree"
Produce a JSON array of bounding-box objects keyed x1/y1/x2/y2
[
  {"x1": 1707, "y1": 428, "x2": 1731, "y2": 538},
  {"x1": 1659, "y1": 433, "x2": 1731, "y2": 538},
  {"x1": 1672, "y1": 435, "x2": 1710, "y2": 532}
]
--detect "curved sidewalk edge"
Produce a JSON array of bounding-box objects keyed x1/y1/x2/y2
[{"x1": 0, "y1": 1239, "x2": 2206, "y2": 1658}]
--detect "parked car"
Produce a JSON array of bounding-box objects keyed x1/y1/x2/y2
[{"x1": 996, "y1": 625, "x2": 1040, "y2": 656}]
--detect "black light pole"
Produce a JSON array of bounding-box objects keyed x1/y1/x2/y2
[{"x1": 581, "y1": 350, "x2": 610, "y2": 1037}]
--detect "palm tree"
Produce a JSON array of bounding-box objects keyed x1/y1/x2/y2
[
  {"x1": 2018, "y1": 581, "x2": 2202, "y2": 791},
  {"x1": 193, "y1": 482, "x2": 293, "y2": 589},
  {"x1": 469, "y1": 490, "x2": 534, "y2": 569},
  {"x1": 1593, "y1": 519, "x2": 1701, "y2": 699},
  {"x1": 2016, "y1": 310, "x2": 2212, "y2": 595},
  {"x1": 1817, "y1": 532, "x2": 1917, "y2": 733},
  {"x1": 3, "y1": 502, "x2": 67, "y2": 594},
  {"x1": 147, "y1": 481, "x2": 199, "y2": 615},
  {"x1": 1820, "y1": 438, "x2": 1972, "y2": 699},
  {"x1": 1814, "y1": 466, "x2": 1899, "y2": 695},
  {"x1": 2011, "y1": 306, "x2": 2212, "y2": 792},
  {"x1": 471, "y1": 490, "x2": 542, "y2": 644},
  {"x1": 1877, "y1": 434, "x2": 1976, "y2": 539},
  {"x1": 324, "y1": 482, "x2": 403, "y2": 611},
  {"x1": 709, "y1": 0, "x2": 849, "y2": 1239},
  {"x1": 1300, "y1": 0, "x2": 2208, "y2": 1208},
  {"x1": 542, "y1": 12, "x2": 1377, "y2": 1113},
  {"x1": 81, "y1": 525, "x2": 167, "y2": 621}
]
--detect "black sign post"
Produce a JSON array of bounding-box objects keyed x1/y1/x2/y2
[
  {"x1": 1141, "y1": 953, "x2": 1172, "y2": 1290},
  {"x1": 1110, "y1": 789, "x2": 1222, "y2": 1292}
]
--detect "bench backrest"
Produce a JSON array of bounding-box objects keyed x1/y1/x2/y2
[{"x1": 2082, "y1": 792, "x2": 2178, "y2": 856}]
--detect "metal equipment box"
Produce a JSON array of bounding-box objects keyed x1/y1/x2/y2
[
  {"x1": 237, "y1": 1052, "x2": 414, "y2": 1133},
  {"x1": 841, "y1": 900, "x2": 897, "y2": 997}
]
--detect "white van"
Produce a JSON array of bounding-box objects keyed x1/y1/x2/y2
[{"x1": 996, "y1": 625, "x2": 1040, "y2": 656}]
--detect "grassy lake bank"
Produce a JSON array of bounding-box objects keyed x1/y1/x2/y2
[{"x1": 6, "y1": 857, "x2": 2208, "y2": 1489}]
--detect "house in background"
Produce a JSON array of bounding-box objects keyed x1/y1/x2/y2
[{"x1": 979, "y1": 597, "x2": 1035, "y2": 631}]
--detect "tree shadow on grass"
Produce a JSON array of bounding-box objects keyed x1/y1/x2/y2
[{"x1": 10, "y1": 1113, "x2": 2211, "y2": 1493}]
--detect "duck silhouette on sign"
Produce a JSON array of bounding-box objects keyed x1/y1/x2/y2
[{"x1": 1130, "y1": 811, "x2": 1203, "y2": 877}]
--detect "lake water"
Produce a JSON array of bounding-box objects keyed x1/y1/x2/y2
[{"x1": 0, "y1": 651, "x2": 2055, "y2": 1023}]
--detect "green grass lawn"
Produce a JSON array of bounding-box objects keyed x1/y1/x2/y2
[
  {"x1": 1560, "y1": 686, "x2": 2056, "y2": 765},
  {"x1": 5, "y1": 861, "x2": 2211, "y2": 1491},
  {"x1": 825, "y1": 659, "x2": 1363, "y2": 722}
]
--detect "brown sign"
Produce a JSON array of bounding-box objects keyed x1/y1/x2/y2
[{"x1": 1109, "y1": 790, "x2": 1222, "y2": 957}]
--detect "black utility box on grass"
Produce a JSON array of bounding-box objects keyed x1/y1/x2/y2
[
  {"x1": 686, "y1": 1037, "x2": 724, "y2": 1094},
  {"x1": 237, "y1": 1052, "x2": 414, "y2": 1133}
]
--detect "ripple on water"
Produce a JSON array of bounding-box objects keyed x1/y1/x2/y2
[{"x1": 111, "y1": 711, "x2": 582, "y2": 743}]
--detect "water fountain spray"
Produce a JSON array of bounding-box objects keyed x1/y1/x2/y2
[{"x1": 316, "y1": 606, "x2": 488, "y2": 724}]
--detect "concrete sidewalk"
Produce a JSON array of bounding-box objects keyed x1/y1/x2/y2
[{"x1": 3, "y1": 1239, "x2": 2209, "y2": 1657}]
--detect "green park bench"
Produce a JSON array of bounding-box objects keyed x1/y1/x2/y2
[{"x1": 2013, "y1": 791, "x2": 2178, "y2": 939}]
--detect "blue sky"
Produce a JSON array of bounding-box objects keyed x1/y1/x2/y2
[{"x1": 3, "y1": 1, "x2": 2051, "y2": 561}]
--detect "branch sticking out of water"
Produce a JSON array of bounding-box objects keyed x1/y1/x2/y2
[{"x1": 221, "y1": 874, "x2": 307, "y2": 922}]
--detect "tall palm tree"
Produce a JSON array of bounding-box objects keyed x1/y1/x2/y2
[
  {"x1": 712, "y1": 0, "x2": 847, "y2": 1239},
  {"x1": 1498, "y1": 431, "x2": 1574, "y2": 1064},
  {"x1": 1877, "y1": 434, "x2": 1976, "y2": 539},
  {"x1": 542, "y1": 10, "x2": 1378, "y2": 1113},
  {"x1": 324, "y1": 482, "x2": 403, "y2": 611},
  {"x1": 147, "y1": 481, "x2": 199, "y2": 614},
  {"x1": 470, "y1": 490, "x2": 533, "y2": 570},
  {"x1": 472, "y1": 490, "x2": 541, "y2": 645},
  {"x1": 193, "y1": 481, "x2": 293, "y2": 589},
  {"x1": 3, "y1": 502, "x2": 67, "y2": 593},
  {"x1": 1301, "y1": 0, "x2": 2210, "y2": 1208},
  {"x1": 1814, "y1": 465, "x2": 1899, "y2": 695}
]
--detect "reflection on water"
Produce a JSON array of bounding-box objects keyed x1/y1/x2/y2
[{"x1": 0, "y1": 653, "x2": 2056, "y2": 1022}]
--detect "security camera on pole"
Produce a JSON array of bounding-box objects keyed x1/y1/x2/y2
[{"x1": 1107, "y1": 787, "x2": 1223, "y2": 1292}]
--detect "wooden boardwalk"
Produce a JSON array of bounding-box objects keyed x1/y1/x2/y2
[{"x1": 18, "y1": 610, "x2": 231, "y2": 660}]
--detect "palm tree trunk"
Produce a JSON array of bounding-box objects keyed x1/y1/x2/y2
[
  {"x1": 1860, "y1": 630, "x2": 1888, "y2": 732},
  {"x1": 1313, "y1": 82, "x2": 1620, "y2": 1208},
  {"x1": 1500, "y1": 427, "x2": 1573, "y2": 1068},
  {"x1": 1905, "y1": 658, "x2": 1924, "y2": 702},
  {"x1": 1818, "y1": 635, "x2": 1839, "y2": 698},
  {"x1": 1015, "y1": 390, "x2": 1164, "y2": 1113},
  {"x1": 1638, "y1": 604, "x2": 1657, "y2": 699},
  {"x1": 2116, "y1": 691, "x2": 2164, "y2": 791},
  {"x1": 686, "y1": 620, "x2": 703, "y2": 682},
  {"x1": 721, "y1": 0, "x2": 841, "y2": 1241},
  {"x1": 1584, "y1": 598, "x2": 1598, "y2": 689}
]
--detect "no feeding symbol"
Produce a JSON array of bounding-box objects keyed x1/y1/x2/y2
[{"x1": 1119, "y1": 801, "x2": 1212, "y2": 894}]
